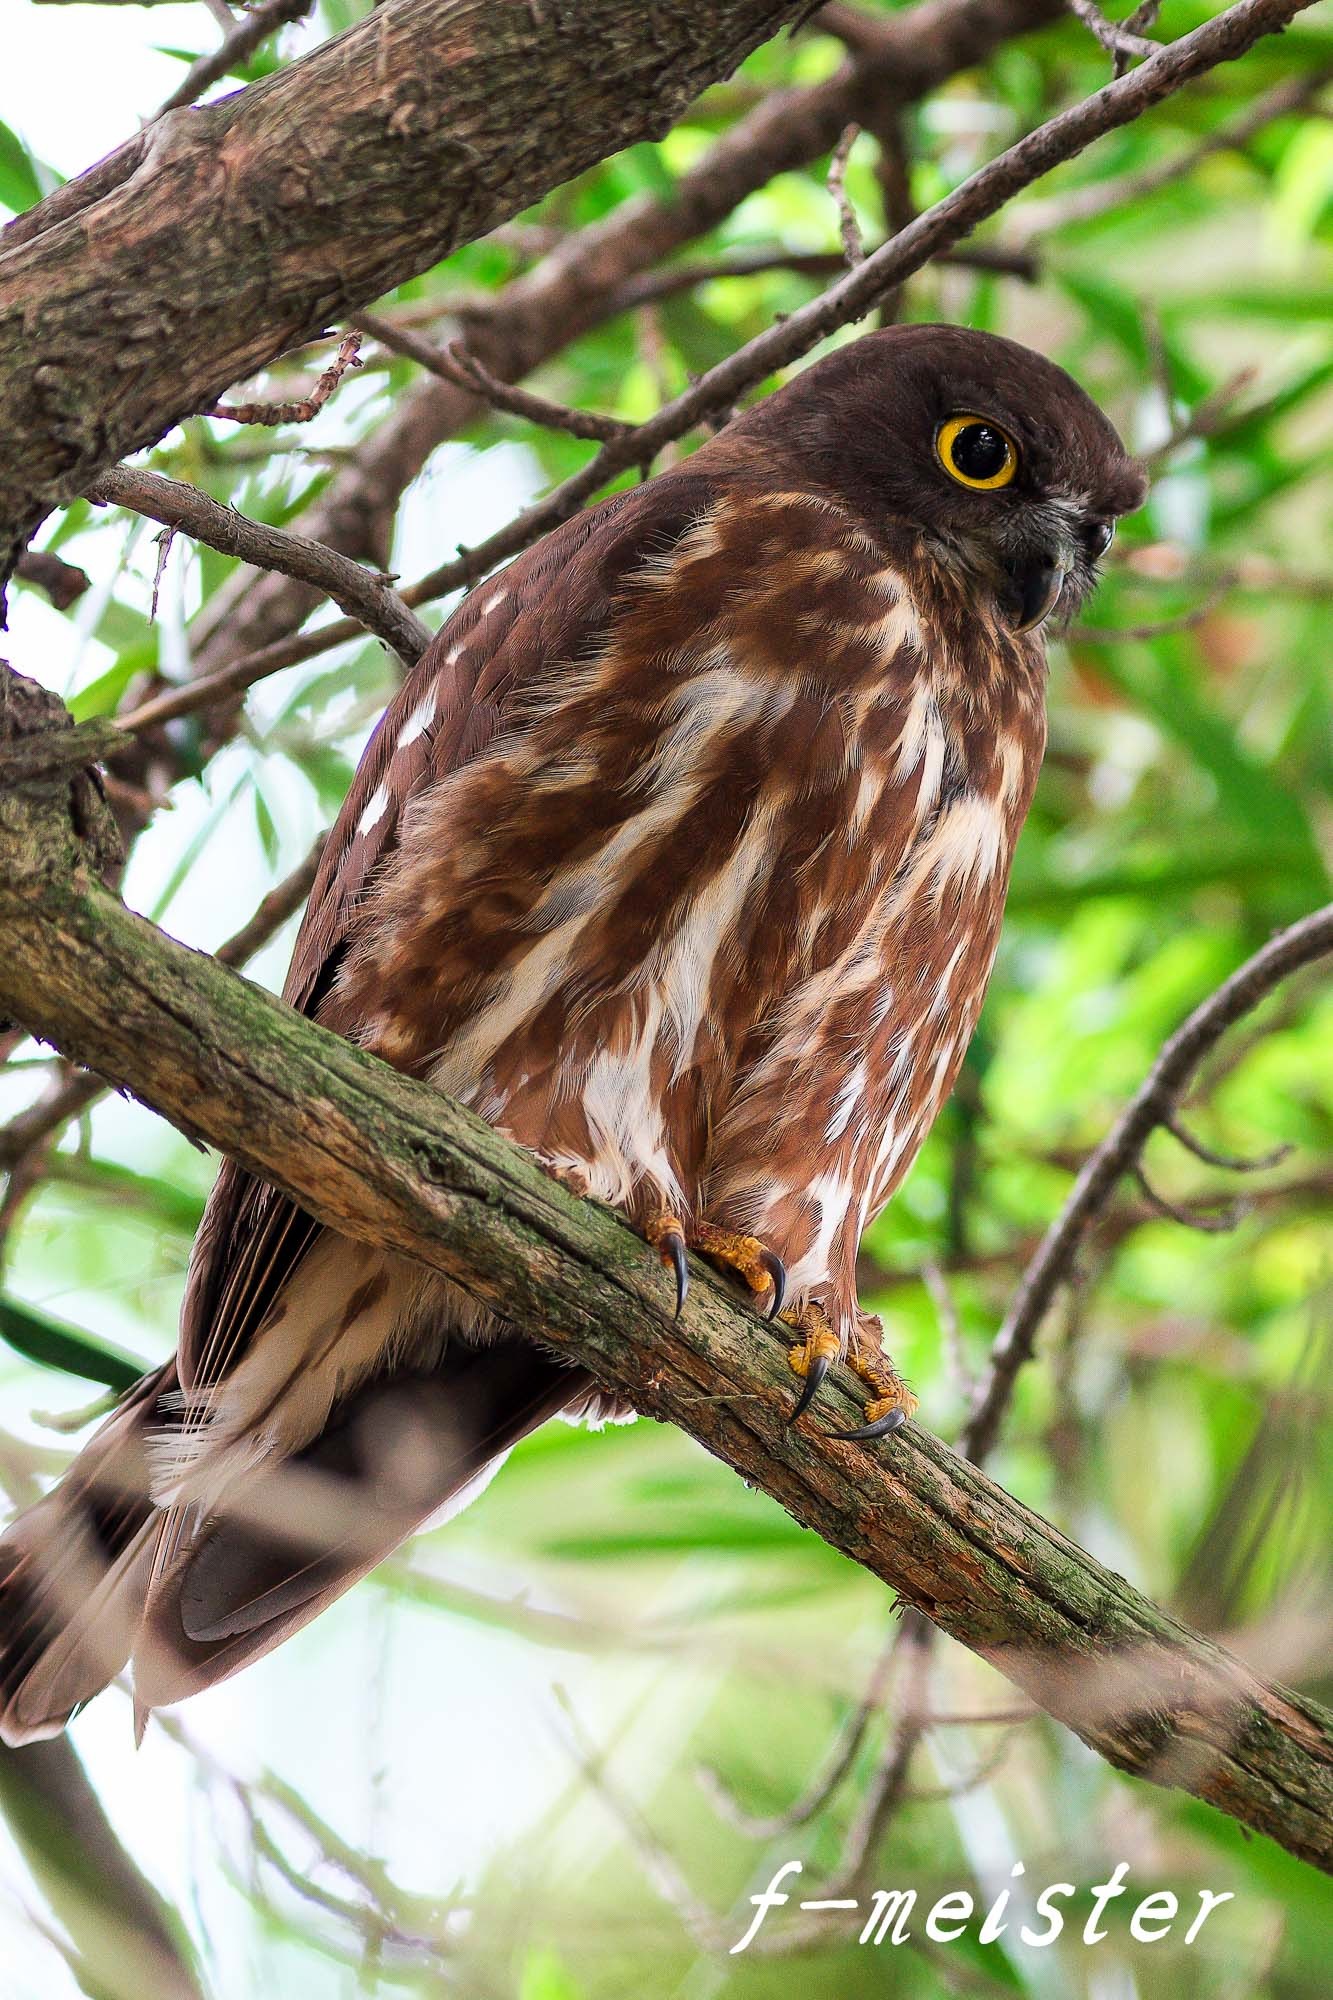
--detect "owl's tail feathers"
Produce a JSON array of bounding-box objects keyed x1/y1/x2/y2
[
  {"x1": 132, "y1": 1336, "x2": 584, "y2": 1724},
  {"x1": 0, "y1": 1362, "x2": 176, "y2": 1747}
]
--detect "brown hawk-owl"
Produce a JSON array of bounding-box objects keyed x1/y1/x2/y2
[{"x1": 0, "y1": 325, "x2": 1145, "y2": 1740}]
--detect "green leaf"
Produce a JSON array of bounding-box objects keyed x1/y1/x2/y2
[
  {"x1": 0, "y1": 120, "x2": 43, "y2": 214},
  {"x1": 68, "y1": 642, "x2": 160, "y2": 722},
  {"x1": 0, "y1": 1296, "x2": 146, "y2": 1394},
  {"x1": 519, "y1": 1950, "x2": 586, "y2": 2000}
]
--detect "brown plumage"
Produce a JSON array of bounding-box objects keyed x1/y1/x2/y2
[{"x1": 0, "y1": 326, "x2": 1145, "y2": 1740}]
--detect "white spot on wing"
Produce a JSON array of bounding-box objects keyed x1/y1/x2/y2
[
  {"x1": 395, "y1": 686, "x2": 438, "y2": 750},
  {"x1": 357, "y1": 783, "x2": 390, "y2": 838}
]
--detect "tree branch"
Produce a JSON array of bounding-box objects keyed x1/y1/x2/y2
[
  {"x1": 0, "y1": 674, "x2": 1329, "y2": 1874},
  {"x1": 964, "y1": 903, "x2": 1333, "y2": 1461},
  {"x1": 0, "y1": 0, "x2": 807, "y2": 576},
  {"x1": 87, "y1": 466, "x2": 432, "y2": 667}
]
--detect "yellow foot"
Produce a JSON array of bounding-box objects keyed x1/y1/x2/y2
[
  {"x1": 781, "y1": 1303, "x2": 916, "y2": 1441},
  {"x1": 693, "y1": 1221, "x2": 786, "y2": 1320},
  {"x1": 644, "y1": 1214, "x2": 786, "y2": 1321}
]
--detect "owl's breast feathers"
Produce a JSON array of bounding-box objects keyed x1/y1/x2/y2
[{"x1": 323, "y1": 483, "x2": 1045, "y2": 1306}]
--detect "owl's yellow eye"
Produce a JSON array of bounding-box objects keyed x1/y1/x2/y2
[{"x1": 935, "y1": 414, "x2": 1018, "y2": 491}]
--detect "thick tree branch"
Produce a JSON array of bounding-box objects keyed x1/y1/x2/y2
[
  {"x1": 0, "y1": 677, "x2": 1329, "y2": 1874},
  {"x1": 0, "y1": 0, "x2": 806, "y2": 577}
]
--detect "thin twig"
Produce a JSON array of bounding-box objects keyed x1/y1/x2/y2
[
  {"x1": 154, "y1": 0, "x2": 313, "y2": 119},
  {"x1": 1066, "y1": 0, "x2": 1162, "y2": 69},
  {"x1": 1164, "y1": 1112, "x2": 1292, "y2": 1174},
  {"x1": 206, "y1": 331, "x2": 364, "y2": 428},
  {"x1": 1132, "y1": 1164, "x2": 1245, "y2": 1234},
  {"x1": 964, "y1": 903, "x2": 1333, "y2": 1462},
  {"x1": 828, "y1": 123, "x2": 866, "y2": 266},
  {"x1": 698, "y1": 1623, "x2": 900, "y2": 1836},
  {"x1": 361, "y1": 320, "x2": 633, "y2": 442}
]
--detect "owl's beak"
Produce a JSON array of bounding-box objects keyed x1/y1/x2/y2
[{"x1": 1004, "y1": 558, "x2": 1069, "y2": 634}]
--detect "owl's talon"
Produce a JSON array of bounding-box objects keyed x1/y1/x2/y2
[
  {"x1": 646, "y1": 1214, "x2": 690, "y2": 1318},
  {"x1": 787, "y1": 1349, "x2": 831, "y2": 1424},
  {"x1": 784, "y1": 1305, "x2": 841, "y2": 1425},
  {"x1": 692, "y1": 1222, "x2": 786, "y2": 1319},
  {"x1": 759, "y1": 1249, "x2": 787, "y2": 1321},
  {"x1": 829, "y1": 1406, "x2": 908, "y2": 1443}
]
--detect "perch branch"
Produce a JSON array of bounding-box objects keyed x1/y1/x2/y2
[{"x1": 0, "y1": 673, "x2": 1330, "y2": 1874}]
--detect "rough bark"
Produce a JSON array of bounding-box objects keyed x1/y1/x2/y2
[
  {"x1": 0, "y1": 0, "x2": 803, "y2": 579},
  {"x1": 0, "y1": 683, "x2": 1329, "y2": 1875}
]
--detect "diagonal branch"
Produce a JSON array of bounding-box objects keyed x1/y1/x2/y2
[
  {"x1": 87, "y1": 467, "x2": 432, "y2": 667},
  {"x1": 964, "y1": 903, "x2": 1333, "y2": 1461},
  {"x1": 0, "y1": 674, "x2": 1329, "y2": 1874}
]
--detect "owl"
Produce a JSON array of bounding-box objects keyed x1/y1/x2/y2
[{"x1": 0, "y1": 325, "x2": 1145, "y2": 1740}]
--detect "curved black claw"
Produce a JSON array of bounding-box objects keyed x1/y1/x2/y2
[
  {"x1": 828, "y1": 1407, "x2": 908, "y2": 1443},
  {"x1": 760, "y1": 1249, "x2": 787, "y2": 1321},
  {"x1": 662, "y1": 1231, "x2": 689, "y2": 1319},
  {"x1": 786, "y1": 1351, "x2": 832, "y2": 1427}
]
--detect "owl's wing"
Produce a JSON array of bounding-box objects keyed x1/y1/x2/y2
[
  {"x1": 0, "y1": 473, "x2": 718, "y2": 1743},
  {"x1": 178, "y1": 469, "x2": 718, "y2": 1400}
]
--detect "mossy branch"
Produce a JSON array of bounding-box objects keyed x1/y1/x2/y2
[{"x1": 0, "y1": 671, "x2": 1330, "y2": 1874}]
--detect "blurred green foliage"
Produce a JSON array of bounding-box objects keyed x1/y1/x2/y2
[{"x1": 1, "y1": 2, "x2": 1330, "y2": 1997}]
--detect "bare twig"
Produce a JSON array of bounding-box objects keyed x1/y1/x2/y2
[
  {"x1": 964, "y1": 903, "x2": 1333, "y2": 1462},
  {"x1": 828, "y1": 122, "x2": 866, "y2": 265},
  {"x1": 361, "y1": 320, "x2": 633, "y2": 441},
  {"x1": 1132, "y1": 1165, "x2": 1245, "y2": 1235},
  {"x1": 698, "y1": 1624, "x2": 901, "y2": 1836},
  {"x1": 1066, "y1": 0, "x2": 1162, "y2": 68},
  {"x1": 154, "y1": 0, "x2": 315, "y2": 119},
  {"x1": 1164, "y1": 1111, "x2": 1293, "y2": 1174},
  {"x1": 205, "y1": 331, "x2": 363, "y2": 428},
  {"x1": 87, "y1": 466, "x2": 431, "y2": 667},
  {"x1": 116, "y1": 617, "x2": 370, "y2": 736}
]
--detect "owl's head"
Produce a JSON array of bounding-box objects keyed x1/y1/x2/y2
[{"x1": 728, "y1": 324, "x2": 1148, "y2": 634}]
